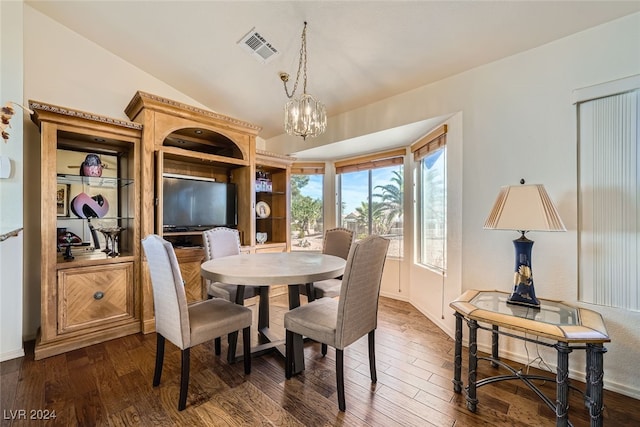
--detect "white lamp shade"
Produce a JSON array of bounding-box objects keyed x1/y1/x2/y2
[{"x1": 484, "y1": 184, "x2": 566, "y2": 232}]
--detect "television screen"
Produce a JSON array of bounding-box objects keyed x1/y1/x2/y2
[{"x1": 162, "y1": 175, "x2": 237, "y2": 230}]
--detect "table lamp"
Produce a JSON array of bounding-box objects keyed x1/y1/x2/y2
[{"x1": 484, "y1": 181, "x2": 566, "y2": 307}]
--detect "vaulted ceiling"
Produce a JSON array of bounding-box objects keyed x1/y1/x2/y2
[{"x1": 26, "y1": 1, "x2": 640, "y2": 158}]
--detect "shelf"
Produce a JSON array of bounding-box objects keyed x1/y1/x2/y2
[
  {"x1": 57, "y1": 174, "x2": 133, "y2": 188},
  {"x1": 256, "y1": 216, "x2": 286, "y2": 220},
  {"x1": 256, "y1": 191, "x2": 285, "y2": 196},
  {"x1": 56, "y1": 252, "x2": 135, "y2": 268},
  {"x1": 57, "y1": 216, "x2": 134, "y2": 222},
  {"x1": 163, "y1": 231, "x2": 205, "y2": 237}
]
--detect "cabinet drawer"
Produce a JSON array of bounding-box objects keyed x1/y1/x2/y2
[{"x1": 57, "y1": 262, "x2": 134, "y2": 334}]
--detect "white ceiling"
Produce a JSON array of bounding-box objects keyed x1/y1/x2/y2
[{"x1": 26, "y1": 1, "x2": 640, "y2": 159}]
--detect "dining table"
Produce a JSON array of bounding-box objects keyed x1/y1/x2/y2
[{"x1": 200, "y1": 251, "x2": 346, "y2": 375}]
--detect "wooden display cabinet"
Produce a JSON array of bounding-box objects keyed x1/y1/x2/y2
[
  {"x1": 255, "y1": 150, "x2": 292, "y2": 252},
  {"x1": 29, "y1": 101, "x2": 142, "y2": 360},
  {"x1": 125, "y1": 91, "x2": 267, "y2": 332}
]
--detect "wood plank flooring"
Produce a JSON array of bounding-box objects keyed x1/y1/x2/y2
[{"x1": 2, "y1": 295, "x2": 639, "y2": 426}]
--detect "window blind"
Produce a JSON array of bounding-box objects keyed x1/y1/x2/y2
[
  {"x1": 334, "y1": 148, "x2": 405, "y2": 174},
  {"x1": 578, "y1": 89, "x2": 639, "y2": 311},
  {"x1": 411, "y1": 124, "x2": 447, "y2": 161}
]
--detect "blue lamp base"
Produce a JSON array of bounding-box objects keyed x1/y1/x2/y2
[{"x1": 507, "y1": 234, "x2": 540, "y2": 308}]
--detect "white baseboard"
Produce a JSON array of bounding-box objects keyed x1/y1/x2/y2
[
  {"x1": 0, "y1": 347, "x2": 25, "y2": 362},
  {"x1": 411, "y1": 301, "x2": 456, "y2": 338},
  {"x1": 380, "y1": 290, "x2": 410, "y2": 302}
]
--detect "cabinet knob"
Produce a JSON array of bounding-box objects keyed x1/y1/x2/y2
[{"x1": 93, "y1": 291, "x2": 104, "y2": 300}]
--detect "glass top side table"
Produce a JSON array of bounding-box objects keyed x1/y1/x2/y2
[{"x1": 450, "y1": 289, "x2": 610, "y2": 427}]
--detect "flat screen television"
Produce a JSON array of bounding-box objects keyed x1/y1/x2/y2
[{"x1": 162, "y1": 174, "x2": 237, "y2": 231}]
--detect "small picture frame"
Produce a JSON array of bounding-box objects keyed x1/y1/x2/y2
[{"x1": 56, "y1": 184, "x2": 69, "y2": 217}]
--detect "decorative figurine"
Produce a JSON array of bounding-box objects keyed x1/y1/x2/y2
[
  {"x1": 70, "y1": 193, "x2": 109, "y2": 218},
  {"x1": 80, "y1": 153, "x2": 103, "y2": 177},
  {"x1": 57, "y1": 229, "x2": 82, "y2": 260}
]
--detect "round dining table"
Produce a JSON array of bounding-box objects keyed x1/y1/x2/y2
[{"x1": 201, "y1": 251, "x2": 346, "y2": 374}]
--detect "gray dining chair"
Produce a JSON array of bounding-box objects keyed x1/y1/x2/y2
[
  {"x1": 202, "y1": 227, "x2": 267, "y2": 360},
  {"x1": 142, "y1": 234, "x2": 252, "y2": 411},
  {"x1": 301, "y1": 227, "x2": 354, "y2": 300},
  {"x1": 300, "y1": 227, "x2": 355, "y2": 356},
  {"x1": 203, "y1": 227, "x2": 258, "y2": 303},
  {"x1": 284, "y1": 234, "x2": 390, "y2": 412}
]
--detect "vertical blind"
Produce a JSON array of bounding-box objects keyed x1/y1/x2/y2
[{"x1": 578, "y1": 89, "x2": 639, "y2": 311}]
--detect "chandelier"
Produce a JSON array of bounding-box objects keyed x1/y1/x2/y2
[{"x1": 280, "y1": 22, "x2": 327, "y2": 140}]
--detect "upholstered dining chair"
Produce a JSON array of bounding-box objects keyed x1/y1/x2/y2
[
  {"x1": 202, "y1": 227, "x2": 258, "y2": 302},
  {"x1": 202, "y1": 227, "x2": 267, "y2": 358},
  {"x1": 284, "y1": 235, "x2": 389, "y2": 411},
  {"x1": 301, "y1": 227, "x2": 354, "y2": 301},
  {"x1": 299, "y1": 227, "x2": 355, "y2": 356},
  {"x1": 142, "y1": 234, "x2": 252, "y2": 411}
]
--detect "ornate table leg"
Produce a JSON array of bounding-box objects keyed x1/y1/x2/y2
[
  {"x1": 585, "y1": 344, "x2": 591, "y2": 408},
  {"x1": 466, "y1": 319, "x2": 479, "y2": 412},
  {"x1": 586, "y1": 343, "x2": 606, "y2": 427},
  {"x1": 452, "y1": 312, "x2": 463, "y2": 393},
  {"x1": 556, "y1": 342, "x2": 572, "y2": 427},
  {"x1": 491, "y1": 325, "x2": 500, "y2": 368}
]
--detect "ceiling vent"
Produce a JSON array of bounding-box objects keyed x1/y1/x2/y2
[{"x1": 238, "y1": 28, "x2": 279, "y2": 63}]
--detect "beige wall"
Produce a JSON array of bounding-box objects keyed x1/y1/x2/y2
[
  {"x1": 12, "y1": 3, "x2": 640, "y2": 399},
  {"x1": 0, "y1": 0, "x2": 26, "y2": 361}
]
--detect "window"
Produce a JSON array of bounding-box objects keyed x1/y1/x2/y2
[
  {"x1": 412, "y1": 125, "x2": 447, "y2": 272},
  {"x1": 577, "y1": 81, "x2": 639, "y2": 311},
  {"x1": 290, "y1": 163, "x2": 324, "y2": 251},
  {"x1": 336, "y1": 149, "x2": 404, "y2": 257}
]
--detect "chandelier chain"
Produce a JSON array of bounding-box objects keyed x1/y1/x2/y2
[
  {"x1": 283, "y1": 21, "x2": 308, "y2": 99},
  {"x1": 280, "y1": 21, "x2": 326, "y2": 139}
]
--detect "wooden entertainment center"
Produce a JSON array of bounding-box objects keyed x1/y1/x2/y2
[{"x1": 30, "y1": 92, "x2": 293, "y2": 358}]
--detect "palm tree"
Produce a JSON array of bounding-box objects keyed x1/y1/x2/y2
[
  {"x1": 355, "y1": 200, "x2": 391, "y2": 237},
  {"x1": 374, "y1": 169, "x2": 403, "y2": 230}
]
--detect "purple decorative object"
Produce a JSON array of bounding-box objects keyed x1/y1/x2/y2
[{"x1": 70, "y1": 193, "x2": 109, "y2": 218}]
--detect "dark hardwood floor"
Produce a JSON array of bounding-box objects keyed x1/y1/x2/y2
[{"x1": 2, "y1": 295, "x2": 639, "y2": 426}]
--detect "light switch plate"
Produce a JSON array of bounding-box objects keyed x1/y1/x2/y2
[{"x1": 0, "y1": 155, "x2": 11, "y2": 178}]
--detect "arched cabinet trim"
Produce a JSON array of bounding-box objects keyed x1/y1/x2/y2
[{"x1": 162, "y1": 127, "x2": 245, "y2": 161}]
